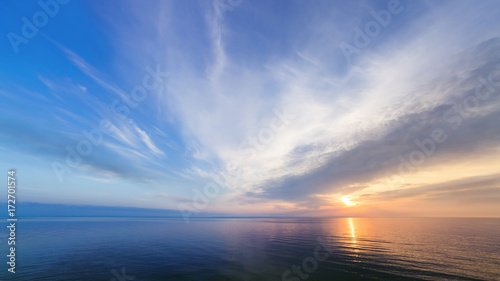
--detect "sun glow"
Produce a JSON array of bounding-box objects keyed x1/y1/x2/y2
[{"x1": 341, "y1": 196, "x2": 356, "y2": 207}]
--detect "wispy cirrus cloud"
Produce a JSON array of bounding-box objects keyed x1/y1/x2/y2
[{"x1": 114, "y1": 0, "x2": 500, "y2": 214}]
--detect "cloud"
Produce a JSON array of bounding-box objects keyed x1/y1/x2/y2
[
  {"x1": 4, "y1": 0, "x2": 500, "y2": 214},
  {"x1": 1, "y1": 59, "x2": 171, "y2": 182},
  {"x1": 359, "y1": 174, "x2": 500, "y2": 202},
  {"x1": 134, "y1": 125, "x2": 165, "y2": 157},
  {"x1": 96, "y1": 0, "x2": 500, "y2": 211},
  {"x1": 253, "y1": 38, "x2": 500, "y2": 204},
  {"x1": 59, "y1": 45, "x2": 130, "y2": 101}
]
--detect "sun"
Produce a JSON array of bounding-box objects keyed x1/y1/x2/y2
[{"x1": 341, "y1": 196, "x2": 356, "y2": 207}]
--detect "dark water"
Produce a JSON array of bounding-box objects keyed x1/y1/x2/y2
[{"x1": 1, "y1": 217, "x2": 499, "y2": 281}]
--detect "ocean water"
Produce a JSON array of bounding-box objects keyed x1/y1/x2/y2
[{"x1": 1, "y1": 217, "x2": 499, "y2": 281}]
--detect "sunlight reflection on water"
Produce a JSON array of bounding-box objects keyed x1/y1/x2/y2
[{"x1": 1, "y1": 217, "x2": 498, "y2": 280}]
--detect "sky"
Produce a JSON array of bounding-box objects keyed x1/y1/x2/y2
[{"x1": 0, "y1": 0, "x2": 499, "y2": 217}]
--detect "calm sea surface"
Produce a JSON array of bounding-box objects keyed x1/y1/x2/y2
[{"x1": 1, "y1": 217, "x2": 499, "y2": 281}]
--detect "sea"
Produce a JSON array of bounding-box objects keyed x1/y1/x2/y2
[{"x1": 0, "y1": 217, "x2": 499, "y2": 280}]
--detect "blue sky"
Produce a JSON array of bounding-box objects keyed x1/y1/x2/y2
[{"x1": 1, "y1": 0, "x2": 499, "y2": 217}]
